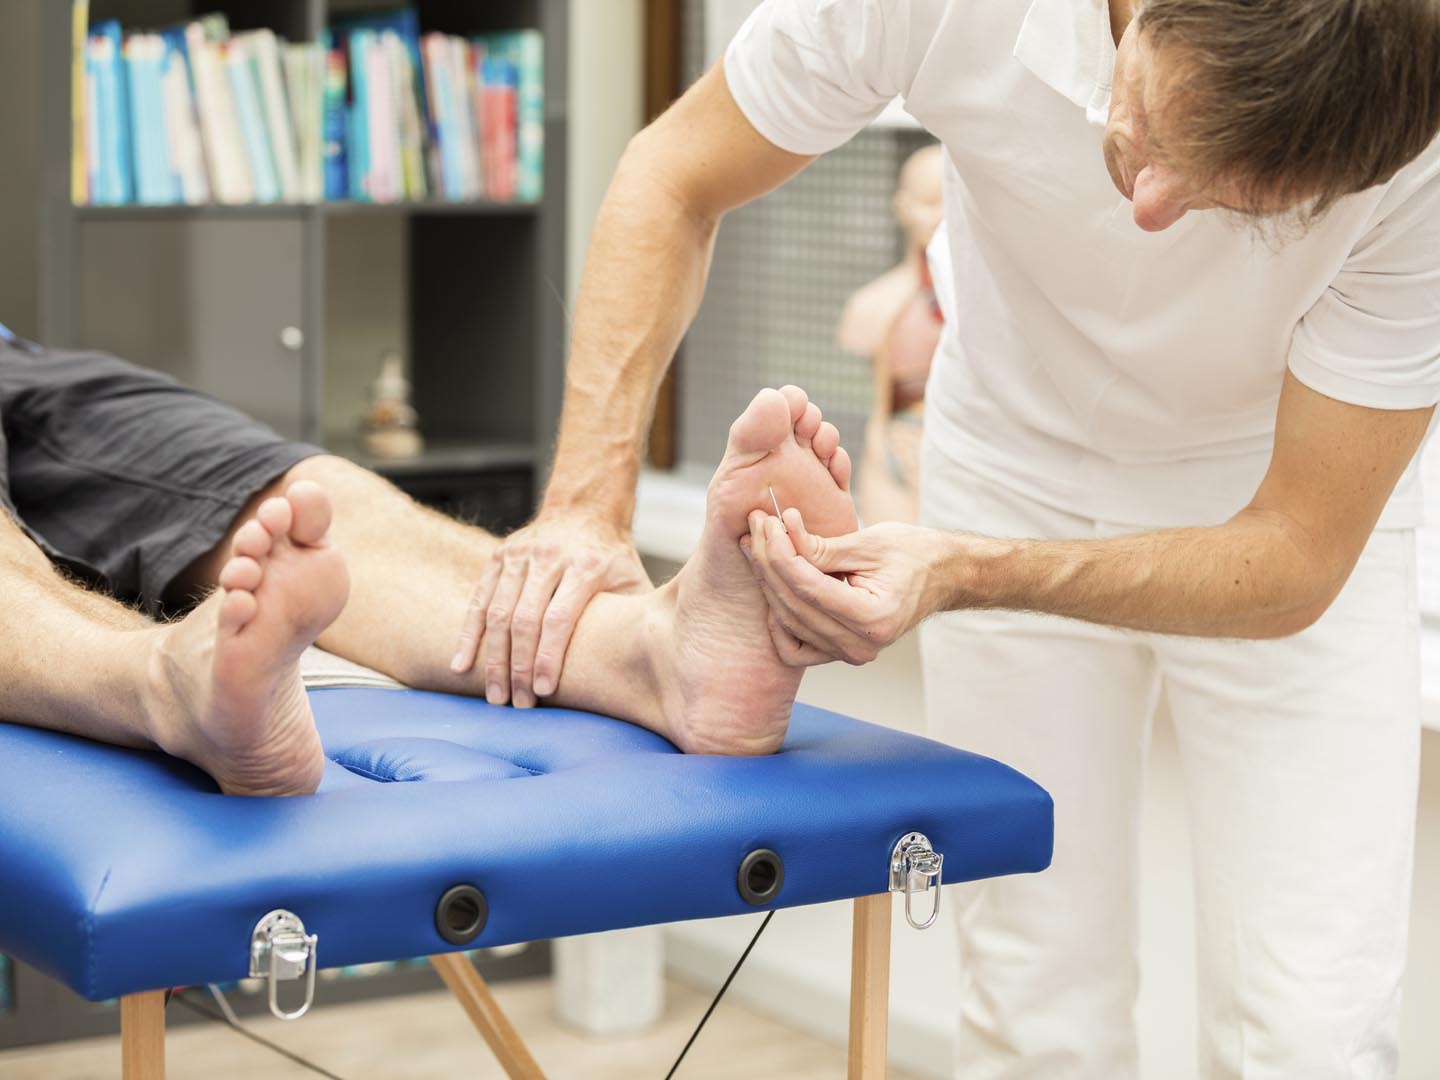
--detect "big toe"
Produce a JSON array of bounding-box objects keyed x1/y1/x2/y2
[
  {"x1": 726, "y1": 388, "x2": 798, "y2": 457},
  {"x1": 285, "y1": 481, "x2": 333, "y2": 546}
]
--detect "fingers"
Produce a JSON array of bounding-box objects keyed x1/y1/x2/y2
[
  {"x1": 482, "y1": 557, "x2": 528, "y2": 705},
  {"x1": 745, "y1": 513, "x2": 881, "y2": 666},
  {"x1": 531, "y1": 566, "x2": 604, "y2": 700},
  {"x1": 506, "y1": 561, "x2": 566, "y2": 709},
  {"x1": 766, "y1": 611, "x2": 839, "y2": 668},
  {"x1": 451, "y1": 555, "x2": 504, "y2": 674}
]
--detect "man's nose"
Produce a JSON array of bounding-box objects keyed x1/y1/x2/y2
[{"x1": 1130, "y1": 165, "x2": 1189, "y2": 232}]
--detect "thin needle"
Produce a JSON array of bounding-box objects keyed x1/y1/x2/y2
[{"x1": 768, "y1": 484, "x2": 788, "y2": 533}]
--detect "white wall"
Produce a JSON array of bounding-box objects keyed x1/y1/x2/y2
[{"x1": 665, "y1": 634, "x2": 1440, "y2": 1079}]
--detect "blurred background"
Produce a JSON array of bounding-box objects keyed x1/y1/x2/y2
[{"x1": 0, "y1": 1, "x2": 1437, "y2": 1077}]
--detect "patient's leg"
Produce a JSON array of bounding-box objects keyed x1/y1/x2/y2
[
  {"x1": 0, "y1": 487, "x2": 345, "y2": 797},
  {"x1": 188, "y1": 387, "x2": 854, "y2": 753}
]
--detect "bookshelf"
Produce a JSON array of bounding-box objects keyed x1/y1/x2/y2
[
  {"x1": 0, "y1": 1, "x2": 570, "y2": 1042},
  {"x1": 34, "y1": 0, "x2": 569, "y2": 534}
]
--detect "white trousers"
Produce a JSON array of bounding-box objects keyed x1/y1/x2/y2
[{"x1": 919, "y1": 440, "x2": 1421, "y2": 1080}]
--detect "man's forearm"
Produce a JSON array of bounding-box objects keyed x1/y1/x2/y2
[
  {"x1": 543, "y1": 136, "x2": 718, "y2": 531},
  {"x1": 943, "y1": 509, "x2": 1345, "y2": 639}
]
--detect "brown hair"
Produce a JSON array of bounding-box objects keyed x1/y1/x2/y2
[{"x1": 1137, "y1": 0, "x2": 1440, "y2": 216}]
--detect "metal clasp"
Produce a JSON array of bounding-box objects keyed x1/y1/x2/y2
[
  {"x1": 249, "y1": 910, "x2": 318, "y2": 1020},
  {"x1": 889, "y1": 832, "x2": 944, "y2": 930}
]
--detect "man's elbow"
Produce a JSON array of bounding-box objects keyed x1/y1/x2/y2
[
  {"x1": 613, "y1": 129, "x2": 720, "y2": 233},
  {"x1": 1248, "y1": 577, "x2": 1347, "y2": 639}
]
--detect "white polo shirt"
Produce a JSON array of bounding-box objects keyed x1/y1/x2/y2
[{"x1": 724, "y1": 0, "x2": 1440, "y2": 529}]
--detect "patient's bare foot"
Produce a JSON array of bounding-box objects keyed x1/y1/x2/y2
[
  {"x1": 659, "y1": 386, "x2": 855, "y2": 754},
  {"x1": 147, "y1": 482, "x2": 350, "y2": 795}
]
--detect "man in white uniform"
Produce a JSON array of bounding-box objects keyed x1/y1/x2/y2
[{"x1": 459, "y1": 1, "x2": 1440, "y2": 1075}]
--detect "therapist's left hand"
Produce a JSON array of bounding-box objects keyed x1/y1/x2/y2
[{"x1": 742, "y1": 507, "x2": 956, "y2": 667}]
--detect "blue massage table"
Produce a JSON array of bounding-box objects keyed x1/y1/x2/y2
[{"x1": 0, "y1": 688, "x2": 1052, "y2": 1078}]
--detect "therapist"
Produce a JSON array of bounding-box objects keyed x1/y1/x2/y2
[{"x1": 459, "y1": 1, "x2": 1440, "y2": 1075}]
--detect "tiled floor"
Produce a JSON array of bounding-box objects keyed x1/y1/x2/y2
[{"x1": 0, "y1": 976, "x2": 925, "y2": 1079}]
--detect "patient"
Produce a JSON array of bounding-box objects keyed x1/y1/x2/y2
[{"x1": 0, "y1": 336, "x2": 855, "y2": 795}]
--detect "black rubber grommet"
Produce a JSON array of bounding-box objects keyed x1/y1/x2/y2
[
  {"x1": 435, "y1": 884, "x2": 489, "y2": 946},
  {"x1": 737, "y1": 849, "x2": 785, "y2": 906}
]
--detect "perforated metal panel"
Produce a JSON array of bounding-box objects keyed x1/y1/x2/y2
[{"x1": 677, "y1": 1, "x2": 934, "y2": 473}]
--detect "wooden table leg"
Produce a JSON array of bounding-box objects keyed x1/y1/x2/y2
[
  {"x1": 848, "y1": 893, "x2": 892, "y2": 1080},
  {"x1": 121, "y1": 990, "x2": 166, "y2": 1080},
  {"x1": 430, "y1": 952, "x2": 548, "y2": 1080}
]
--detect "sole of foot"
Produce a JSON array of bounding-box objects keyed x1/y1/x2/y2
[
  {"x1": 662, "y1": 385, "x2": 856, "y2": 754},
  {"x1": 148, "y1": 481, "x2": 350, "y2": 796}
]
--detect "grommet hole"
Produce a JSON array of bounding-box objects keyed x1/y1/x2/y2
[
  {"x1": 746, "y1": 859, "x2": 777, "y2": 896},
  {"x1": 443, "y1": 894, "x2": 482, "y2": 935},
  {"x1": 435, "y1": 884, "x2": 488, "y2": 945},
  {"x1": 737, "y1": 849, "x2": 785, "y2": 906}
]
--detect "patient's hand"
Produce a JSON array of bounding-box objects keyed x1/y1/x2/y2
[{"x1": 450, "y1": 514, "x2": 652, "y2": 708}]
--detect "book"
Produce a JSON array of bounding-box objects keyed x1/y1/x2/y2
[
  {"x1": 71, "y1": 0, "x2": 89, "y2": 203},
  {"x1": 242, "y1": 29, "x2": 302, "y2": 202},
  {"x1": 187, "y1": 16, "x2": 253, "y2": 203},
  {"x1": 321, "y1": 40, "x2": 350, "y2": 200},
  {"x1": 225, "y1": 37, "x2": 280, "y2": 202},
  {"x1": 284, "y1": 42, "x2": 325, "y2": 201},
  {"x1": 83, "y1": 46, "x2": 100, "y2": 202},
  {"x1": 70, "y1": 7, "x2": 542, "y2": 208},
  {"x1": 91, "y1": 20, "x2": 133, "y2": 206},
  {"x1": 481, "y1": 55, "x2": 517, "y2": 201},
  {"x1": 480, "y1": 31, "x2": 542, "y2": 201},
  {"x1": 159, "y1": 29, "x2": 211, "y2": 203}
]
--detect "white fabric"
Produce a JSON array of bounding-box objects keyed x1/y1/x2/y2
[
  {"x1": 918, "y1": 438, "x2": 1421, "y2": 1079},
  {"x1": 299, "y1": 646, "x2": 405, "y2": 690},
  {"x1": 724, "y1": 0, "x2": 1440, "y2": 529}
]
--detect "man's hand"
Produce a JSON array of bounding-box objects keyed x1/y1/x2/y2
[
  {"x1": 742, "y1": 507, "x2": 956, "y2": 667},
  {"x1": 451, "y1": 515, "x2": 652, "y2": 707}
]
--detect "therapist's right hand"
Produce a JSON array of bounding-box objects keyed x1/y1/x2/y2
[{"x1": 450, "y1": 513, "x2": 652, "y2": 709}]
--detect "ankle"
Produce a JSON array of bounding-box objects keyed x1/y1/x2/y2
[{"x1": 139, "y1": 620, "x2": 197, "y2": 759}]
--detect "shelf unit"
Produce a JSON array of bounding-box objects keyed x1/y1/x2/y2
[
  {"x1": 36, "y1": 0, "x2": 569, "y2": 533},
  {"x1": 0, "y1": 0, "x2": 568, "y2": 1046}
]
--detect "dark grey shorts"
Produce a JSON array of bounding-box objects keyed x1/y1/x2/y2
[{"x1": 0, "y1": 335, "x2": 323, "y2": 612}]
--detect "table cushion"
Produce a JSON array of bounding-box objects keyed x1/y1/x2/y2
[{"x1": 0, "y1": 689, "x2": 1052, "y2": 1000}]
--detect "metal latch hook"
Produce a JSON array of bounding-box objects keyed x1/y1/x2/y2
[
  {"x1": 249, "y1": 909, "x2": 318, "y2": 1020},
  {"x1": 889, "y1": 832, "x2": 945, "y2": 930}
]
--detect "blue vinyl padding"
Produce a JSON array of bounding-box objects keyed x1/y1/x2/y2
[{"x1": 0, "y1": 689, "x2": 1052, "y2": 1000}]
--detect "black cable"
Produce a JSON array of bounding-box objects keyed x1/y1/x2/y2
[
  {"x1": 168, "y1": 988, "x2": 347, "y2": 1080},
  {"x1": 663, "y1": 910, "x2": 774, "y2": 1080}
]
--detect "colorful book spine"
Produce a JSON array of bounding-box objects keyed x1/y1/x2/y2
[
  {"x1": 187, "y1": 17, "x2": 253, "y2": 204},
  {"x1": 481, "y1": 31, "x2": 542, "y2": 201},
  {"x1": 159, "y1": 29, "x2": 211, "y2": 204},
  {"x1": 346, "y1": 29, "x2": 373, "y2": 200},
  {"x1": 68, "y1": 8, "x2": 542, "y2": 208},
  {"x1": 246, "y1": 29, "x2": 301, "y2": 202},
  {"x1": 92, "y1": 20, "x2": 134, "y2": 205},
  {"x1": 71, "y1": 0, "x2": 90, "y2": 204},
  {"x1": 481, "y1": 56, "x2": 517, "y2": 201},
  {"x1": 322, "y1": 42, "x2": 350, "y2": 200},
  {"x1": 225, "y1": 39, "x2": 280, "y2": 202}
]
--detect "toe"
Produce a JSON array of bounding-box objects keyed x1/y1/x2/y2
[
  {"x1": 777, "y1": 385, "x2": 809, "y2": 424},
  {"x1": 794, "y1": 402, "x2": 823, "y2": 445},
  {"x1": 726, "y1": 387, "x2": 796, "y2": 456},
  {"x1": 256, "y1": 496, "x2": 294, "y2": 538},
  {"x1": 285, "y1": 481, "x2": 333, "y2": 546},
  {"x1": 830, "y1": 446, "x2": 853, "y2": 492},
  {"x1": 812, "y1": 420, "x2": 840, "y2": 462},
  {"x1": 233, "y1": 519, "x2": 275, "y2": 560},
  {"x1": 218, "y1": 588, "x2": 258, "y2": 633},
  {"x1": 218, "y1": 555, "x2": 263, "y2": 592}
]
